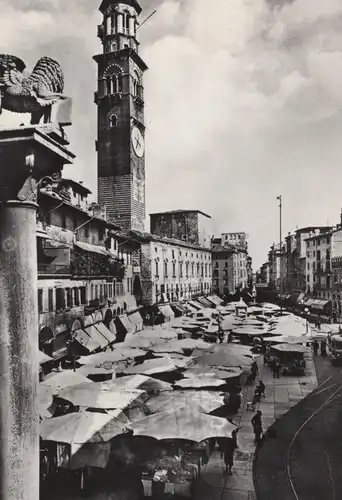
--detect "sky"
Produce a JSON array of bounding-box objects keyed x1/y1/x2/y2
[{"x1": 1, "y1": 0, "x2": 342, "y2": 269}]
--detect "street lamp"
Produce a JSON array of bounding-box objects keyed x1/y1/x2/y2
[
  {"x1": 277, "y1": 195, "x2": 283, "y2": 315},
  {"x1": 304, "y1": 307, "x2": 309, "y2": 335}
]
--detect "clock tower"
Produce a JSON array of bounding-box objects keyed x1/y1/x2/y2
[{"x1": 94, "y1": 0, "x2": 147, "y2": 231}]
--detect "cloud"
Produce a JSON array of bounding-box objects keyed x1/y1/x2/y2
[{"x1": 1, "y1": 0, "x2": 342, "y2": 268}]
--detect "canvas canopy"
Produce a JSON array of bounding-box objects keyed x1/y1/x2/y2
[
  {"x1": 40, "y1": 371, "x2": 93, "y2": 394},
  {"x1": 174, "y1": 377, "x2": 226, "y2": 389},
  {"x1": 130, "y1": 405, "x2": 236, "y2": 442},
  {"x1": 57, "y1": 384, "x2": 148, "y2": 410},
  {"x1": 272, "y1": 343, "x2": 308, "y2": 353},
  {"x1": 123, "y1": 356, "x2": 189, "y2": 376},
  {"x1": 145, "y1": 391, "x2": 224, "y2": 415}
]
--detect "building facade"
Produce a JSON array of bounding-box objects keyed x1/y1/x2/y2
[
  {"x1": 141, "y1": 237, "x2": 212, "y2": 305},
  {"x1": 140, "y1": 209, "x2": 213, "y2": 305},
  {"x1": 221, "y1": 232, "x2": 248, "y2": 250},
  {"x1": 285, "y1": 226, "x2": 331, "y2": 293},
  {"x1": 305, "y1": 228, "x2": 335, "y2": 299},
  {"x1": 257, "y1": 262, "x2": 271, "y2": 285},
  {"x1": 211, "y1": 234, "x2": 249, "y2": 296},
  {"x1": 37, "y1": 176, "x2": 142, "y2": 360},
  {"x1": 94, "y1": 0, "x2": 147, "y2": 231},
  {"x1": 150, "y1": 210, "x2": 212, "y2": 249},
  {"x1": 267, "y1": 243, "x2": 286, "y2": 291}
]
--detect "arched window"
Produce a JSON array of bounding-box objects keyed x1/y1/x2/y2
[
  {"x1": 105, "y1": 73, "x2": 123, "y2": 95},
  {"x1": 109, "y1": 114, "x2": 117, "y2": 128}
]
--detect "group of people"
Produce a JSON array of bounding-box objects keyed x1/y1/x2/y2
[{"x1": 312, "y1": 338, "x2": 327, "y2": 356}]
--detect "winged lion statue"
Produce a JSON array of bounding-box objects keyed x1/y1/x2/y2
[{"x1": 0, "y1": 54, "x2": 67, "y2": 125}]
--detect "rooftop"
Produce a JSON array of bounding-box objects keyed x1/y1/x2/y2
[
  {"x1": 295, "y1": 226, "x2": 332, "y2": 234},
  {"x1": 150, "y1": 209, "x2": 211, "y2": 219},
  {"x1": 99, "y1": 0, "x2": 142, "y2": 15},
  {"x1": 59, "y1": 178, "x2": 92, "y2": 195},
  {"x1": 127, "y1": 230, "x2": 212, "y2": 251}
]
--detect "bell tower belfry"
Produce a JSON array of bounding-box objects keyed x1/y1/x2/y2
[{"x1": 94, "y1": 0, "x2": 147, "y2": 231}]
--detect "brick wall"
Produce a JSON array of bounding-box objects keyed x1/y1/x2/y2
[{"x1": 150, "y1": 211, "x2": 201, "y2": 246}]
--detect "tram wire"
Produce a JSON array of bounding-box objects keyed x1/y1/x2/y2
[{"x1": 286, "y1": 367, "x2": 342, "y2": 500}]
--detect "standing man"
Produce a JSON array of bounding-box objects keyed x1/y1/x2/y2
[
  {"x1": 251, "y1": 360, "x2": 259, "y2": 380},
  {"x1": 251, "y1": 410, "x2": 263, "y2": 446},
  {"x1": 222, "y1": 430, "x2": 239, "y2": 474}
]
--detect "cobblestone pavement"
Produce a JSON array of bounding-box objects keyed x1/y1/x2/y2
[{"x1": 194, "y1": 351, "x2": 318, "y2": 500}]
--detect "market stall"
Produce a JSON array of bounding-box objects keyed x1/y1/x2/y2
[{"x1": 271, "y1": 343, "x2": 308, "y2": 375}]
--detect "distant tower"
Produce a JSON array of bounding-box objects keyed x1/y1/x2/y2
[{"x1": 94, "y1": 0, "x2": 147, "y2": 231}]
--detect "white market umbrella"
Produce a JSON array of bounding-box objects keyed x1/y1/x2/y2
[{"x1": 130, "y1": 405, "x2": 236, "y2": 442}]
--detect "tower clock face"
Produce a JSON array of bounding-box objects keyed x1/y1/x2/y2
[{"x1": 131, "y1": 126, "x2": 145, "y2": 158}]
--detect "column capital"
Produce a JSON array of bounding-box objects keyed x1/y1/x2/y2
[{"x1": 0, "y1": 125, "x2": 75, "y2": 203}]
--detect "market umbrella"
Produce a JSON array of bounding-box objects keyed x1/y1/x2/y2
[
  {"x1": 145, "y1": 391, "x2": 224, "y2": 414},
  {"x1": 137, "y1": 328, "x2": 178, "y2": 340},
  {"x1": 174, "y1": 377, "x2": 226, "y2": 389},
  {"x1": 122, "y1": 336, "x2": 156, "y2": 349},
  {"x1": 182, "y1": 365, "x2": 243, "y2": 380},
  {"x1": 57, "y1": 384, "x2": 148, "y2": 410},
  {"x1": 122, "y1": 356, "x2": 190, "y2": 376},
  {"x1": 39, "y1": 385, "x2": 56, "y2": 419},
  {"x1": 76, "y1": 365, "x2": 120, "y2": 377},
  {"x1": 107, "y1": 375, "x2": 172, "y2": 393},
  {"x1": 272, "y1": 343, "x2": 308, "y2": 353},
  {"x1": 194, "y1": 350, "x2": 253, "y2": 369},
  {"x1": 221, "y1": 316, "x2": 243, "y2": 330},
  {"x1": 268, "y1": 322, "x2": 310, "y2": 337},
  {"x1": 232, "y1": 327, "x2": 267, "y2": 336},
  {"x1": 39, "y1": 409, "x2": 129, "y2": 452},
  {"x1": 40, "y1": 371, "x2": 93, "y2": 394},
  {"x1": 247, "y1": 306, "x2": 265, "y2": 315},
  {"x1": 77, "y1": 348, "x2": 147, "y2": 366},
  {"x1": 263, "y1": 335, "x2": 312, "y2": 344},
  {"x1": 150, "y1": 338, "x2": 212, "y2": 355},
  {"x1": 130, "y1": 405, "x2": 236, "y2": 442}
]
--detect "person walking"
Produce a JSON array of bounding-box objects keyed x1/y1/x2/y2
[
  {"x1": 321, "y1": 339, "x2": 327, "y2": 357},
  {"x1": 251, "y1": 360, "x2": 259, "y2": 378},
  {"x1": 251, "y1": 389, "x2": 261, "y2": 410},
  {"x1": 256, "y1": 380, "x2": 266, "y2": 397},
  {"x1": 271, "y1": 357, "x2": 277, "y2": 378},
  {"x1": 312, "y1": 339, "x2": 319, "y2": 356},
  {"x1": 251, "y1": 410, "x2": 263, "y2": 446},
  {"x1": 275, "y1": 358, "x2": 281, "y2": 378},
  {"x1": 222, "y1": 430, "x2": 239, "y2": 474}
]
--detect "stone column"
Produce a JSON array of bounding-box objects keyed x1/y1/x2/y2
[
  {"x1": 0, "y1": 200, "x2": 39, "y2": 500},
  {"x1": 0, "y1": 124, "x2": 75, "y2": 500}
]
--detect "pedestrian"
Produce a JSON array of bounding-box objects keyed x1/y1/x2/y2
[
  {"x1": 252, "y1": 390, "x2": 261, "y2": 410},
  {"x1": 312, "y1": 339, "x2": 319, "y2": 356},
  {"x1": 275, "y1": 358, "x2": 281, "y2": 378},
  {"x1": 256, "y1": 380, "x2": 266, "y2": 397},
  {"x1": 251, "y1": 410, "x2": 263, "y2": 446},
  {"x1": 222, "y1": 431, "x2": 238, "y2": 474},
  {"x1": 321, "y1": 340, "x2": 327, "y2": 357},
  {"x1": 251, "y1": 360, "x2": 259, "y2": 378},
  {"x1": 271, "y1": 357, "x2": 277, "y2": 378}
]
